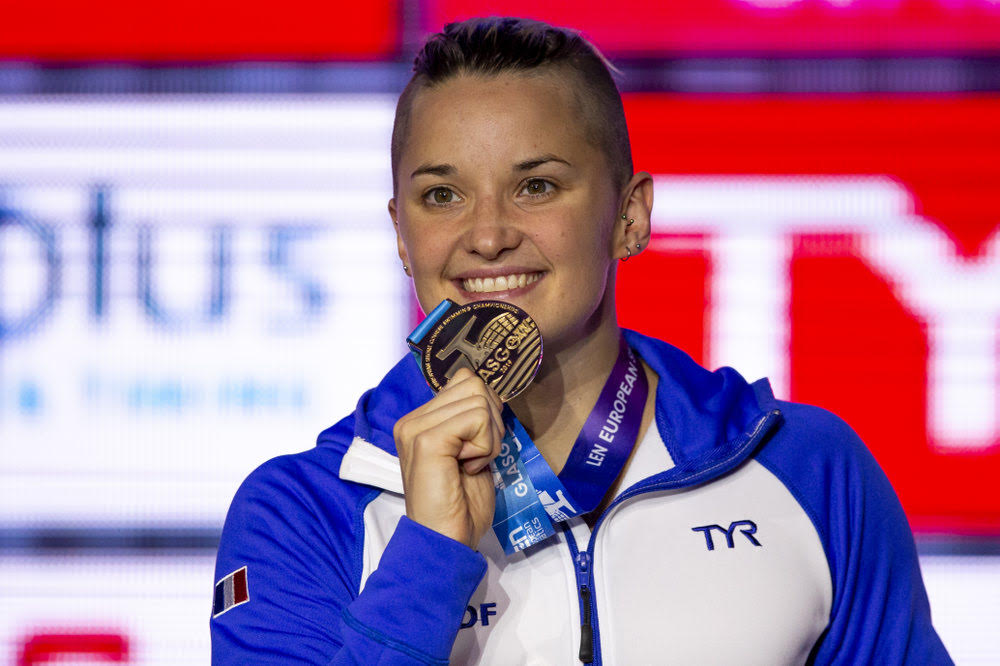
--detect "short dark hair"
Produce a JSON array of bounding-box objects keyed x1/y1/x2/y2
[{"x1": 390, "y1": 17, "x2": 632, "y2": 192}]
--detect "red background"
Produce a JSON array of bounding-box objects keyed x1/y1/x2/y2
[
  {"x1": 618, "y1": 95, "x2": 1000, "y2": 534},
  {"x1": 5, "y1": 0, "x2": 1000, "y2": 60},
  {"x1": 426, "y1": 0, "x2": 1000, "y2": 55},
  {"x1": 0, "y1": 0, "x2": 400, "y2": 60}
]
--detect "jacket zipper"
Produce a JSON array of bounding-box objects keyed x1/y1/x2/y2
[
  {"x1": 564, "y1": 527, "x2": 598, "y2": 665},
  {"x1": 576, "y1": 551, "x2": 594, "y2": 663},
  {"x1": 564, "y1": 408, "x2": 782, "y2": 664}
]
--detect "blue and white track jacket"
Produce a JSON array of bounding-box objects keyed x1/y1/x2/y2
[{"x1": 211, "y1": 331, "x2": 951, "y2": 664}]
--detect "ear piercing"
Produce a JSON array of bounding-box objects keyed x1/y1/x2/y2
[
  {"x1": 621, "y1": 214, "x2": 634, "y2": 227},
  {"x1": 403, "y1": 264, "x2": 411, "y2": 275},
  {"x1": 621, "y1": 242, "x2": 642, "y2": 262}
]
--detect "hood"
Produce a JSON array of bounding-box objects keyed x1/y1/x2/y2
[{"x1": 318, "y1": 329, "x2": 781, "y2": 493}]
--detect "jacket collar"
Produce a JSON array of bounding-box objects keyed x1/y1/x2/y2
[
  {"x1": 322, "y1": 330, "x2": 781, "y2": 493},
  {"x1": 623, "y1": 329, "x2": 781, "y2": 485}
]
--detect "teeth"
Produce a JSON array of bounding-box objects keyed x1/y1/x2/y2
[{"x1": 463, "y1": 273, "x2": 540, "y2": 293}]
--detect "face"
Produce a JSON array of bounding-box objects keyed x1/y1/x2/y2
[{"x1": 390, "y1": 71, "x2": 646, "y2": 352}]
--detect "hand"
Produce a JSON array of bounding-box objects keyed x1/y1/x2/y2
[{"x1": 393, "y1": 368, "x2": 505, "y2": 549}]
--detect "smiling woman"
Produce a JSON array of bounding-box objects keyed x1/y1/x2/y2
[
  {"x1": 390, "y1": 70, "x2": 645, "y2": 361},
  {"x1": 210, "y1": 17, "x2": 952, "y2": 665}
]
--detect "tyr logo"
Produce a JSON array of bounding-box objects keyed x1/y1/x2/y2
[{"x1": 691, "y1": 520, "x2": 762, "y2": 551}]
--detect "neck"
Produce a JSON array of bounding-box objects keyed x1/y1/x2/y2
[{"x1": 508, "y1": 317, "x2": 623, "y2": 473}]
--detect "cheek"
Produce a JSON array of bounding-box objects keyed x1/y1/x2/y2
[
  {"x1": 568, "y1": 222, "x2": 615, "y2": 264},
  {"x1": 571, "y1": 222, "x2": 617, "y2": 296},
  {"x1": 543, "y1": 206, "x2": 610, "y2": 253},
  {"x1": 401, "y1": 223, "x2": 445, "y2": 267}
]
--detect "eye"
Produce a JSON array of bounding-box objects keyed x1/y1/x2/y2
[
  {"x1": 423, "y1": 187, "x2": 462, "y2": 206},
  {"x1": 519, "y1": 179, "x2": 555, "y2": 197}
]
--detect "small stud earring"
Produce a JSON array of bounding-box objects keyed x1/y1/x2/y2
[
  {"x1": 627, "y1": 218, "x2": 635, "y2": 227},
  {"x1": 622, "y1": 246, "x2": 632, "y2": 262}
]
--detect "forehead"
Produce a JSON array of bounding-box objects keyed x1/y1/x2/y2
[{"x1": 401, "y1": 70, "x2": 597, "y2": 170}]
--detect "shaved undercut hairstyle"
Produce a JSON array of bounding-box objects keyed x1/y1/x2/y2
[{"x1": 390, "y1": 16, "x2": 633, "y2": 192}]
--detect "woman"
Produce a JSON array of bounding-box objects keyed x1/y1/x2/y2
[{"x1": 211, "y1": 17, "x2": 950, "y2": 664}]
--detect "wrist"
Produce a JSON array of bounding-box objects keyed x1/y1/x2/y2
[{"x1": 346, "y1": 516, "x2": 488, "y2": 661}]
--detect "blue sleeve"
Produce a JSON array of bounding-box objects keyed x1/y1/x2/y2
[
  {"x1": 756, "y1": 403, "x2": 952, "y2": 665},
  {"x1": 211, "y1": 451, "x2": 487, "y2": 664}
]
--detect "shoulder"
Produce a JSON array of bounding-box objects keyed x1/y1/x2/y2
[
  {"x1": 752, "y1": 399, "x2": 916, "y2": 579},
  {"x1": 760, "y1": 415, "x2": 950, "y2": 661},
  {"x1": 756, "y1": 400, "x2": 893, "y2": 502},
  {"x1": 224, "y1": 445, "x2": 379, "y2": 546},
  {"x1": 757, "y1": 399, "x2": 878, "y2": 482},
  {"x1": 215, "y1": 443, "x2": 386, "y2": 599},
  {"x1": 211, "y1": 445, "x2": 399, "y2": 660}
]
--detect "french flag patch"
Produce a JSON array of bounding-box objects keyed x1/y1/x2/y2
[{"x1": 213, "y1": 566, "x2": 249, "y2": 618}]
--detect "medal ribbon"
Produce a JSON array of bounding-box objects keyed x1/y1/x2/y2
[{"x1": 491, "y1": 337, "x2": 649, "y2": 554}]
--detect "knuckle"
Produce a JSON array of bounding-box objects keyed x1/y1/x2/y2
[
  {"x1": 393, "y1": 418, "x2": 413, "y2": 443},
  {"x1": 411, "y1": 432, "x2": 432, "y2": 454},
  {"x1": 468, "y1": 404, "x2": 490, "y2": 425},
  {"x1": 447, "y1": 367, "x2": 473, "y2": 386}
]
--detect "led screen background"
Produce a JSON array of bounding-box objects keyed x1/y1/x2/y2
[{"x1": 1, "y1": 1, "x2": 999, "y2": 662}]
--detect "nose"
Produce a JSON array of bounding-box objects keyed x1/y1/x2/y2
[{"x1": 464, "y1": 196, "x2": 522, "y2": 260}]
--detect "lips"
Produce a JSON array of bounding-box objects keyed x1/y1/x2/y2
[{"x1": 461, "y1": 272, "x2": 542, "y2": 293}]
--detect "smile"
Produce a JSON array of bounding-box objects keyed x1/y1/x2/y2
[{"x1": 462, "y1": 273, "x2": 542, "y2": 293}]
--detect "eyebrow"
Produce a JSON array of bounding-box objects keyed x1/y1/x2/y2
[
  {"x1": 515, "y1": 155, "x2": 572, "y2": 171},
  {"x1": 410, "y1": 163, "x2": 455, "y2": 179},
  {"x1": 409, "y1": 155, "x2": 571, "y2": 179}
]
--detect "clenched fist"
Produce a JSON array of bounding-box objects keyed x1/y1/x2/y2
[{"x1": 393, "y1": 368, "x2": 505, "y2": 549}]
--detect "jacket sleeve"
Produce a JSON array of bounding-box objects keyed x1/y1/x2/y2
[
  {"x1": 210, "y1": 453, "x2": 488, "y2": 665},
  {"x1": 756, "y1": 404, "x2": 953, "y2": 665}
]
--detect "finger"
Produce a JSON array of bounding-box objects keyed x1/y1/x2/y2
[
  {"x1": 456, "y1": 409, "x2": 503, "y2": 461},
  {"x1": 450, "y1": 379, "x2": 503, "y2": 432},
  {"x1": 440, "y1": 367, "x2": 482, "y2": 393},
  {"x1": 399, "y1": 394, "x2": 501, "y2": 452},
  {"x1": 406, "y1": 403, "x2": 499, "y2": 464},
  {"x1": 404, "y1": 368, "x2": 503, "y2": 444},
  {"x1": 442, "y1": 367, "x2": 504, "y2": 414},
  {"x1": 409, "y1": 368, "x2": 498, "y2": 420},
  {"x1": 461, "y1": 456, "x2": 494, "y2": 476},
  {"x1": 458, "y1": 420, "x2": 505, "y2": 475},
  {"x1": 454, "y1": 394, "x2": 504, "y2": 457}
]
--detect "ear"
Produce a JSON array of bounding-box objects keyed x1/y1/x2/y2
[
  {"x1": 614, "y1": 171, "x2": 654, "y2": 260},
  {"x1": 388, "y1": 198, "x2": 410, "y2": 271}
]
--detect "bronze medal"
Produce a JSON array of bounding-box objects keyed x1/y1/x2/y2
[{"x1": 407, "y1": 299, "x2": 543, "y2": 402}]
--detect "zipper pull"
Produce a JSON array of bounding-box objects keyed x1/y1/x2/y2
[
  {"x1": 579, "y1": 585, "x2": 593, "y2": 663},
  {"x1": 576, "y1": 551, "x2": 593, "y2": 663},
  {"x1": 575, "y1": 551, "x2": 591, "y2": 586}
]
